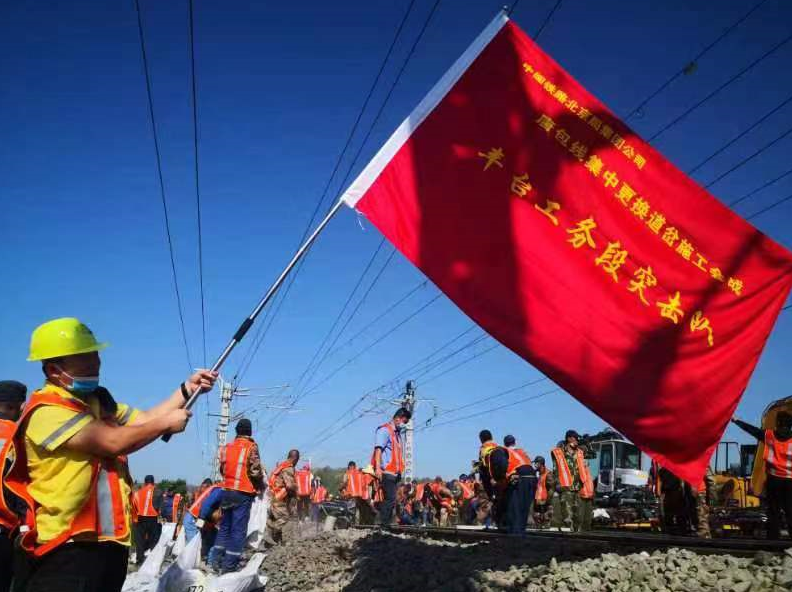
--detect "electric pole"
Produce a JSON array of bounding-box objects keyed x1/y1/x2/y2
[
  {"x1": 401, "y1": 380, "x2": 417, "y2": 483},
  {"x1": 213, "y1": 378, "x2": 234, "y2": 481}
]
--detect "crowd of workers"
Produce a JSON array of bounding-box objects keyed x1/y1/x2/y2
[{"x1": 1, "y1": 317, "x2": 792, "y2": 592}]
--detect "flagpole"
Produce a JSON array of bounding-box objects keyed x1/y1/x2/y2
[{"x1": 164, "y1": 199, "x2": 346, "y2": 441}]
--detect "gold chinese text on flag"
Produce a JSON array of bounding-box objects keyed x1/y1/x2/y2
[{"x1": 342, "y1": 14, "x2": 792, "y2": 485}]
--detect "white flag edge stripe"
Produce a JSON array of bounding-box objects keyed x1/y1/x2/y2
[{"x1": 341, "y1": 12, "x2": 510, "y2": 209}]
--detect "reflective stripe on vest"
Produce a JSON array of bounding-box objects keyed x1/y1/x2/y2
[
  {"x1": 0, "y1": 419, "x2": 20, "y2": 530},
  {"x1": 377, "y1": 422, "x2": 404, "y2": 474},
  {"x1": 170, "y1": 494, "x2": 182, "y2": 522},
  {"x1": 5, "y1": 391, "x2": 130, "y2": 556},
  {"x1": 765, "y1": 430, "x2": 792, "y2": 478},
  {"x1": 223, "y1": 438, "x2": 256, "y2": 494},
  {"x1": 506, "y1": 447, "x2": 531, "y2": 477},
  {"x1": 268, "y1": 461, "x2": 292, "y2": 501},
  {"x1": 135, "y1": 484, "x2": 158, "y2": 518},
  {"x1": 295, "y1": 470, "x2": 312, "y2": 497},
  {"x1": 189, "y1": 485, "x2": 219, "y2": 519},
  {"x1": 535, "y1": 471, "x2": 548, "y2": 503},
  {"x1": 312, "y1": 486, "x2": 327, "y2": 503}
]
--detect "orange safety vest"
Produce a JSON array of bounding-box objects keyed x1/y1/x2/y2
[
  {"x1": 6, "y1": 391, "x2": 130, "y2": 557},
  {"x1": 268, "y1": 460, "x2": 293, "y2": 501},
  {"x1": 429, "y1": 482, "x2": 452, "y2": 508},
  {"x1": 0, "y1": 419, "x2": 20, "y2": 531},
  {"x1": 373, "y1": 422, "x2": 404, "y2": 475},
  {"x1": 295, "y1": 469, "x2": 312, "y2": 497},
  {"x1": 764, "y1": 430, "x2": 792, "y2": 478},
  {"x1": 506, "y1": 447, "x2": 532, "y2": 477},
  {"x1": 414, "y1": 482, "x2": 425, "y2": 502},
  {"x1": 551, "y1": 446, "x2": 594, "y2": 499},
  {"x1": 312, "y1": 485, "x2": 327, "y2": 503},
  {"x1": 222, "y1": 437, "x2": 257, "y2": 494},
  {"x1": 459, "y1": 481, "x2": 474, "y2": 501},
  {"x1": 134, "y1": 484, "x2": 159, "y2": 518},
  {"x1": 188, "y1": 484, "x2": 219, "y2": 519},
  {"x1": 344, "y1": 469, "x2": 364, "y2": 498},
  {"x1": 534, "y1": 470, "x2": 548, "y2": 503}
]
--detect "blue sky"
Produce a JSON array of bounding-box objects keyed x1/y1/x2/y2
[{"x1": 1, "y1": 1, "x2": 791, "y2": 484}]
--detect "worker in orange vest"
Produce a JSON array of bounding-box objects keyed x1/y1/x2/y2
[
  {"x1": 0, "y1": 380, "x2": 27, "y2": 592},
  {"x1": 372, "y1": 407, "x2": 411, "y2": 525},
  {"x1": 532, "y1": 456, "x2": 551, "y2": 528},
  {"x1": 427, "y1": 477, "x2": 454, "y2": 527},
  {"x1": 551, "y1": 429, "x2": 594, "y2": 532},
  {"x1": 266, "y1": 449, "x2": 299, "y2": 545},
  {"x1": 310, "y1": 477, "x2": 327, "y2": 523},
  {"x1": 208, "y1": 418, "x2": 265, "y2": 572},
  {"x1": 184, "y1": 479, "x2": 223, "y2": 560},
  {"x1": 294, "y1": 464, "x2": 312, "y2": 522},
  {"x1": 485, "y1": 435, "x2": 534, "y2": 534},
  {"x1": 7, "y1": 318, "x2": 216, "y2": 591},
  {"x1": 733, "y1": 412, "x2": 792, "y2": 539},
  {"x1": 133, "y1": 475, "x2": 162, "y2": 563},
  {"x1": 456, "y1": 474, "x2": 475, "y2": 525}
]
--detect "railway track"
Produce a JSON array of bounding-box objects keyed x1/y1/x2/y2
[{"x1": 353, "y1": 524, "x2": 789, "y2": 557}]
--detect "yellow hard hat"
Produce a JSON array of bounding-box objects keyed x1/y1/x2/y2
[{"x1": 27, "y1": 317, "x2": 108, "y2": 362}]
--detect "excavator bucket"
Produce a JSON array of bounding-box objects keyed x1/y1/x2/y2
[{"x1": 752, "y1": 397, "x2": 792, "y2": 495}]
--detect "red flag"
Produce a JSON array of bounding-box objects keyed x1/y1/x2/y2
[{"x1": 341, "y1": 14, "x2": 792, "y2": 484}]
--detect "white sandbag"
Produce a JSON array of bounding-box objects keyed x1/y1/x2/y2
[
  {"x1": 121, "y1": 571, "x2": 157, "y2": 592},
  {"x1": 137, "y1": 523, "x2": 175, "y2": 579},
  {"x1": 176, "y1": 529, "x2": 202, "y2": 570},
  {"x1": 155, "y1": 565, "x2": 207, "y2": 592},
  {"x1": 205, "y1": 552, "x2": 267, "y2": 592},
  {"x1": 245, "y1": 493, "x2": 269, "y2": 549},
  {"x1": 171, "y1": 526, "x2": 186, "y2": 557}
]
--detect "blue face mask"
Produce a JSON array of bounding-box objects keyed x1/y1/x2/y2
[{"x1": 57, "y1": 367, "x2": 100, "y2": 394}]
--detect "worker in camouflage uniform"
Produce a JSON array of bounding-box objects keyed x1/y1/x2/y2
[
  {"x1": 551, "y1": 431, "x2": 594, "y2": 532},
  {"x1": 265, "y1": 449, "x2": 299, "y2": 545}
]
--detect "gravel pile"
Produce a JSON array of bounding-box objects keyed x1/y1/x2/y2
[{"x1": 263, "y1": 527, "x2": 792, "y2": 592}]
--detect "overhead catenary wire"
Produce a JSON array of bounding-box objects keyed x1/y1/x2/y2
[
  {"x1": 429, "y1": 376, "x2": 551, "y2": 423},
  {"x1": 704, "y1": 124, "x2": 792, "y2": 189},
  {"x1": 532, "y1": 0, "x2": 562, "y2": 41},
  {"x1": 418, "y1": 341, "x2": 500, "y2": 386},
  {"x1": 291, "y1": 238, "x2": 387, "y2": 396},
  {"x1": 746, "y1": 191, "x2": 792, "y2": 221},
  {"x1": 688, "y1": 92, "x2": 792, "y2": 176},
  {"x1": 625, "y1": 0, "x2": 769, "y2": 121},
  {"x1": 133, "y1": 0, "x2": 193, "y2": 372},
  {"x1": 231, "y1": 0, "x2": 422, "y2": 383},
  {"x1": 188, "y1": 0, "x2": 208, "y2": 368},
  {"x1": 422, "y1": 387, "x2": 560, "y2": 430},
  {"x1": 729, "y1": 167, "x2": 792, "y2": 208},
  {"x1": 646, "y1": 31, "x2": 792, "y2": 142},
  {"x1": 304, "y1": 325, "x2": 479, "y2": 447}
]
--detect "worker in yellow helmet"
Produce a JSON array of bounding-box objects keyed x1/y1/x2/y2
[{"x1": 6, "y1": 318, "x2": 217, "y2": 592}]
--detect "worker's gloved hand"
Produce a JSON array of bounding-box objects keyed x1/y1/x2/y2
[{"x1": 195, "y1": 518, "x2": 205, "y2": 529}]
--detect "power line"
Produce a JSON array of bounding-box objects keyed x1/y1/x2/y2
[
  {"x1": 188, "y1": 0, "x2": 208, "y2": 368},
  {"x1": 728, "y1": 167, "x2": 792, "y2": 208},
  {"x1": 746, "y1": 191, "x2": 792, "y2": 221},
  {"x1": 705, "y1": 124, "x2": 792, "y2": 189},
  {"x1": 533, "y1": 0, "x2": 562, "y2": 41},
  {"x1": 418, "y1": 341, "x2": 500, "y2": 386},
  {"x1": 423, "y1": 387, "x2": 560, "y2": 430},
  {"x1": 647, "y1": 31, "x2": 792, "y2": 142},
  {"x1": 305, "y1": 325, "x2": 478, "y2": 447},
  {"x1": 626, "y1": 0, "x2": 770, "y2": 121},
  {"x1": 410, "y1": 333, "x2": 489, "y2": 381},
  {"x1": 231, "y1": 0, "x2": 422, "y2": 380},
  {"x1": 134, "y1": 0, "x2": 193, "y2": 371},
  {"x1": 430, "y1": 376, "x2": 550, "y2": 422},
  {"x1": 688, "y1": 92, "x2": 792, "y2": 175},
  {"x1": 324, "y1": 279, "x2": 428, "y2": 360},
  {"x1": 292, "y1": 238, "x2": 387, "y2": 396},
  {"x1": 301, "y1": 293, "x2": 443, "y2": 398}
]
